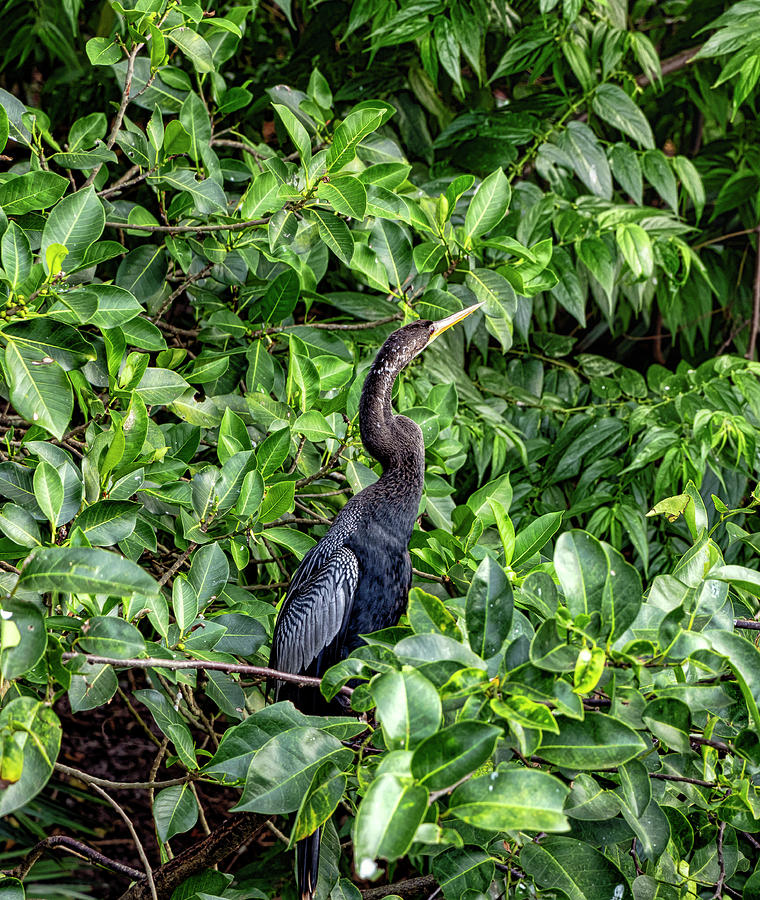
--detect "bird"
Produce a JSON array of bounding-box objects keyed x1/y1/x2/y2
[{"x1": 269, "y1": 301, "x2": 483, "y2": 900}]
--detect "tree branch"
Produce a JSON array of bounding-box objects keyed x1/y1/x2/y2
[
  {"x1": 118, "y1": 813, "x2": 266, "y2": 900},
  {"x1": 55, "y1": 762, "x2": 192, "y2": 791},
  {"x1": 735, "y1": 618, "x2": 760, "y2": 631},
  {"x1": 61, "y1": 652, "x2": 353, "y2": 695},
  {"x1": 154, "y1": 265, "x2": 213, "y2": 321},
  {"x1": 83, "y1": 43, "x2": 141, "y2": 189},
  {"x1": 362, "y1": 875, "x2": 437, "y2": 900},
  {"x1": 8, "y1": 834, "x2": 145, "y2": 882},
  {"x1": 636, "y1": 46, "x2": 702, "y2": 89},
  {"x1": 104, "y1": 217, "x2": 269, "y2": 234},
  {"x1": 650, "y1": 772, "x2": 717, "y2": 788}
]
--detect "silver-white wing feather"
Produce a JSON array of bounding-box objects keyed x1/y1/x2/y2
[{"x1": 270, "y1": 546, "x2": 359, "y2": 676}]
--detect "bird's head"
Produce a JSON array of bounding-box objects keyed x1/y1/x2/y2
[{"x1": 381, "y1": 302, "x2": 484, "y2": 366}]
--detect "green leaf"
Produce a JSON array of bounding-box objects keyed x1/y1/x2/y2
[
  {"x1": 449, "y1": 768, "x2": 569, "y2": 832},
  {"x1": 512, "y1": 511, "x2": 564, "y2": 568},
  {"x1": 73, "y1": 501, "x2": 138, "y2": 546},
  {"x1": 1, "y1": 222, "x2": 31, "y2": 288},
  {"x1": 4, "y1": 341, "x2": 73, "y2": 440},
  {"x1": 0, "y1": 699, "x2": 61, "y2": 816},
  {"x1": 673, "y1": 155, "x2": 705, "y2": 219},
  {"x1": 609, "y1": 142, "x2": 643, "y2": 204},
  {"x1": 318, "y1": 175, "x2": 367, "y2": 218},
  {"x1": 0, "y1": 171, "x2": 68, "y2": 215},
  {"x1": 410, "y1": 721, "x2": 501, "y2": 790},
  {"x1": 432, "y1": 848, "x2": 494, "y2": 900},
  {"x1": 188, "y1": 542, "x2": 229, "y2": 604},
  {"x1": 0, "y1": 503, "x2": 41, "y2": 548},
  {"x1": 86, "y1": 37, "x2": 121, "y2": 66},
  {"x1": 256, "y1": 428, "x2": 291, "y2": 479},
  {"x1": 558, "y1": 122, "x2": 612, "y2": 199},
  {"x1": 135, "y1": 368, "x2": 191, "y2": 405},
  {"x1": 465, "y1": 556, "x2": 513, "y2": 658},
  {"x1": 179, "y1": 92, "x2": 211, "y2": 163},
  {"x1": 291, "y1": 762, "x2": 347, "y2": 843},
  {"x1": 592, "y1": 84, "x2": 654, "y2": 149},
  {"x1": 273, "y1": 103, "x2": 312, "y2": 167},
  {"x1": 642, "y1": 150, "x2": 678, "y2": 211},
  {"x1": 33, "y1": 460, "x2": 63, "y2": 527},
  {"x1": 68, "y1": 661, "x2": 118, "y2": 712},
  {"x1": 311, "y1": 208, "x2": 354, "y2": 265},
  {"x1": 134, "y1": 689, "x2": 197, "y2": 769},
  {"x1": 158, "y1": 169, "x2": 227, "y2": 215},
  {"x1": 464, "y1": 168, "x2": 510, "y2": 246},
  {"x1": 19, "y1": 547, "x2": 159, "y2": 597},
  {"x1": 168, "y1": 27, "x2": 215, "y2": 73},
  {"x1": 326, "y1": 107, "x2": 387, "y2": 174},
  {"x1": 0, "y1": 104, "x2": 8, "y2": 154},
  {"x1": 407, "y1": 587, "x2": 461, "y2": 639},
  {"x1": 154, "y1": 784, "x2": 198, "y2": 841},
  {"x1": 353, "y1": 773, "x2": 428, "y2": 872},
  {"x1": 709, "y1": 630, "x2": 760, "y2": 729},
  {"x1": 521, "y1": 836, "x2": 632, "y2": 900},
  {"x1": 0, "y1": 598, "x2": 46, "y2": 680},
  {"x1": 79, "y1": 616, "x2": 146, "y2": 659},
  {"x1": 259, "y1": 480, "x2": 295, "y2": 523},
  {"x1": 40, "y1": 186, "x2": 105, "y2": 273},
  {"x1": 3, "y1": 319, "x2": 96, "y2": 371},
  {"x1": 538, "y1": 713, "x2": 647, "y2": 769},
  {"x1": 615, "y1": 223, "x2": 653, "y2": 280},
  {"x1": 370, "y1": 666, "x2": 442, "y2": 750},
  {"x1": 259, "y1": 268, "x2": 300, "y2": 324},
  {"x1": 554, "y1": 530, "x2": 607, "y2": 622},
  {"x1": 234, "y1": 725, "x2": 351, "y2": 813}
]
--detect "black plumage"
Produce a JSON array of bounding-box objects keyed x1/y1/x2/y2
[{"x1": 269, "y1": 305, "x2": 482, "y2": 900}]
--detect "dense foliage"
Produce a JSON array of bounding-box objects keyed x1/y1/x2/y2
[{"x1": 1, "y1": 1, "x2": 760, "y2": 899}]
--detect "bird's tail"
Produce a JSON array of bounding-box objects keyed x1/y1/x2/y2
[{"x1": 297, "y1": 829, "x2": 321, "y2": 900}]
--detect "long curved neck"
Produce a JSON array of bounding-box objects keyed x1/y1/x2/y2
[{"x1": 359, "y1": 347, "x2": 424, "y2": 485}]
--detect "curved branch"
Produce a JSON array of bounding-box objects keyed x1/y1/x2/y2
[{"x1": 8, "y1": 834, "x2": 145, "y2": 882}]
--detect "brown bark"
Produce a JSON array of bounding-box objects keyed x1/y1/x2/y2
[{"x1": 117, "y1": 813, "x2": 265, "y2": 900}]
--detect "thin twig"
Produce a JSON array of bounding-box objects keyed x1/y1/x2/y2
[
  {"x1": 693, "y1": 228, "x2": 758, "y2": 250},
  {"x1": 713, "y1": 821, "x2": 726, "y2": 898},
  {"x1": 84, "y1": 43, "x2": 141, "y2": 189},
  {"x1": 154, "y1": 265, "x2": 213, "y2": 321},
  {"x1": 90, "y1": 783, "x2": 158, "y2": 900},
  {"x1": 650, "y1": 772, "x2": 717, "y2": 788},
  {"x1": 295, "y1": 445, "x2": 346, "y2": 488},
  {"x1": 55, "y1": 762, "x2": 191, "y2": 791},
  {"x1": 250, "y1": 314, "x2": 401, "y2": 339},
  {"x1": 8, "y1": 835, "x2": 145, "y2": 882},
  {"x1": 157, "y1": 543, "x2": 196, "y2": 588},
  {"x1": 735, "y1": 618, "x2": 760, "y2": 630},
  {"x1": 717, "y1": 319, "x2": 750, "y2": 355},
  {"x1": 63, "y1": 652, "x2": 353, "y2": 695},
  {"x1": 104, "y1": 217, "x2": 269, "y2": 234},
  {"x1": 429, "y1": 773, "x2": 472, "y2": 803},
  {"x1": 742, "y1": 831, "x2": 760, "y2": 850}
]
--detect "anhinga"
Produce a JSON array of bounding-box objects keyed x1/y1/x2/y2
[{"x1": 270, "y1": 301, "x2": 483, "y2": 900}]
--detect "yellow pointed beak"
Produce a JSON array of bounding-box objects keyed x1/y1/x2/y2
[{"x1": 428, "y1": 301, "x2": 484, "y2": 344}]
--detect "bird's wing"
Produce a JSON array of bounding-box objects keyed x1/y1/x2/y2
[{"x1": 270, "y1": 546, "x2": 359, "y2": 677}]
